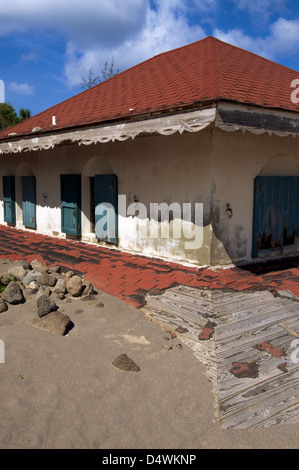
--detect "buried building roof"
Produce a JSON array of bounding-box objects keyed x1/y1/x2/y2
[{"x1": 0, "y1": 36, "x2": 298, "y2": 143}]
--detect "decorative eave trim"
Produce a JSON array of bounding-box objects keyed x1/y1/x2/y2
[
  {"x1": 0, "y1": 108, "x2": 216, "y2": 155},
  {"x1": 1, "y1": 102, "x2": 298, "y2": 156},
  {"x1": 215, "y1": 102, "x2": 299, "y2": 137}
]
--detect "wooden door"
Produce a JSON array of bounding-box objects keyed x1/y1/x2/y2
[
  {"x1": 22, "y1": 176, "x2": 36, "y2": 229},
  {"x1": 60, "y1": 174, "x2": 81, "y2": 236},
  {"x1": 94, "y1": 174, "x2": 118, "y2": 244},
  {"x1": 3, "y1": 176, "x2": 15, "y2": 225}
]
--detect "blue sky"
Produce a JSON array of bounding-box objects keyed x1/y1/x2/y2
[{"x1": 0, "y1": 0, "x2": 299, "y2": 117}]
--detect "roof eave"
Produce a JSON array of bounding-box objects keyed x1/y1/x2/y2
[{"x1": 0, "y1": 100, "x2": 218, "y2": 145}]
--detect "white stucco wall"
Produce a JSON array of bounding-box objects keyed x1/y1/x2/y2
[
  {"x1": 0, "y1": 125, "x2": 298, "y2": 267},
  {"x1": 0, "y1": 129, "x2": 213, "y2": 266},
  {"x1": 210, "y1": 128, "x2": 299, "y2": 265}
]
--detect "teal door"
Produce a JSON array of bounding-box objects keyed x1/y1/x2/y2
[
  {"x1": 22, "y1": 176, "x2": 36, "y2": 229},
  {"x1": 61, "y1": 174, "x2": 81, "y2": 236},
  {"x1": 253, "y1": 176, "x2": 299, "y2": 257},
  {"x1": 94, "y1": 174, "x2": 118, "y2": 244},
  {"x1": 3, "y1": 176, "x2": 16, "y2": 225}
]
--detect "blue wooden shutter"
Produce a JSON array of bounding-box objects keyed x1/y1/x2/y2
[
  {"x1": 3, "y1": 176, "x2": 16, "y2": 225},
  {"x1": 253, "y1": 176, "x2": 299, "y2": 258},
  {"x1": 94, "y1": 174, "x2": 118, "y2": 244},
  {"x1": 60, "y1": 174, "x2": 81, "y2": 236},
  {"x1": 22, "y1": 176, "x2": 36, "y2": 229}
]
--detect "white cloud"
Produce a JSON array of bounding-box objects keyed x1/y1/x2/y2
[
  {"x1": 214, "y1": 16, "x2": 299, "y2": 62},
  {"x1": 20, "y1": 52, "x2": 38, "y2": 63},
  {"x1": 213, "y1": 28, "x2": 270, "y2": 57},
  {"x1": 9, "y1": 82, "x2": 34, "y2": 95},
  {"x1": 269, "y1": 17, "x2": 299, "y2": 56},
  {"x1": 0, "y1": 0, "x2": 148, "y2": 47},
  {"x1": 0, "y1": 0, "x2": 207, "y2": 88},
  {"x1": 64, "y1": 0, "x2": 206, "y2": 87}
]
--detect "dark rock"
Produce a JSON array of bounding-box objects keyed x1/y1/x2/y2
[
  {"x1": 53, "y1": 278, "x2": 66, "y2": 294},
  {"x1": 112, "y1": 354, "x2": 140, "y2": 372},
  {"x1": 24, "y1": 288, "x2": 37, "y2": 298},
  {"x1": 22, "y1": 270, "x2": 42, "y2": 286},
  {"x1": 81, "y1": 280, "x2": 94, "y2": 296},
  {"x1": 30, "y1": 259, "x2": 48, "y2": 273},
  {"x1": 0, "y1": 299, "x2": 8, "y2": 313},
  {"x1": 36, "y1": 286, "x2": 51, "y2": 298},
  {"x1": 66, "y1": 275, "x2": 82, "y2": 297},
  {"x1": 37, "y1": 273, "x2": 57, "y2": 287},
  {"x1": 17, "y1": 260, "x2": 32, "y2": 270},
  {"x1": 48, "y1": 265, "x2": 61, "y2": 274},
  {"x1": 65, "y1": 270, "x2": 75, "y2": 279},
  {"x1": 7, "y1": 265, "x2": 27, "y2": 280},
  {"x1": 29, "y1": 311, "x2": 73, "y2": 336},
  {"x1": 2, "y1": 281, "x2": 24, "y2": 305},
  {"x1": 56, "y1": 293, "x2": 65, "y2": 300},
  {"x1": 1, "y1": 273, "x2": 16, "y2": 285},
  {"x1": 37, "y1": 295, "x2": 58, "y2": 318}
]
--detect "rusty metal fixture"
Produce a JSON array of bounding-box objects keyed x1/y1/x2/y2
[{"x1": 226, "y1": 203, "x2": 233, "y2": 218}]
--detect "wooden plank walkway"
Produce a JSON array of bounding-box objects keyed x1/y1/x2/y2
[{"x1": 142, "y1": 286, "x2": 299, "y2": 429}]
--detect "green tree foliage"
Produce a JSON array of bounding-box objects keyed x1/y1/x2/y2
[
  {"x1": 81, "y1": 59, "x2": 119, "y2": 90},
  {"x1": 19, "y1": 107, "x2": 31, "y2": 121},
  {"x1": 0, "y1": 103, "x2": 31, "y2": 131},
  {"x1": 0, "y1": 103, "x2": 19, "y2": 130}
]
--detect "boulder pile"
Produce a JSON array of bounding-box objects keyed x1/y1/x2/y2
[{"x1": 0, "y1": 259, "x2": 98, "y2": 335}]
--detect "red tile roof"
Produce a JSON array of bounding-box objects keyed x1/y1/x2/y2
[{"x1": 0, "y1": 36, "x2": 298, "y2": 141}]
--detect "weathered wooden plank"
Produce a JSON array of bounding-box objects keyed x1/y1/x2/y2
[
  {"x1": 146, "y1": 289, "x2": 214, "y2": 311},
  {"x1": 143, "y1": 285, "x2": 299, "y2": 429},
  {"x1": 215, "y1": 306, "x2": 299, "y2": 341},
  {"x1": 250, "y1": 402, "x2": 299, "y2": 428},
  {"x1": 219, "y1": 369, "x2": 299, "y2": 416},
  {"x1": 218, "y1": 357, "x2": 299, "y2": 400},
  {"x1": 214, "y1": 299, "x2": 296, "y2": 328},
  {"x1": 220, "y1": 379, "x2": 299, "y2": 429},
  {"x1": 141, "y1": 306, "x2": 205, "y2": 343},
  {"x1": 213, "y1": 290, "x2": 275, "y2": 309},
  {"x1": 214, "y1": 295, "x2": 296, "y2": 317},
  {"x1": 216, "y1": 317, "x2": 299, "y2": 357}
]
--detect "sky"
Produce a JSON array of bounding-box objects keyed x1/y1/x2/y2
[{"x1": 0, "y1": 0, "x2": 299, "y2": 117}]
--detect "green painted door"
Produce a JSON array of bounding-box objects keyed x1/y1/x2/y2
[
  {"x1": 61, "y1": 174, "x2": 81, "y2": 236},
  {"x1": 22, "y1": 176, "x2": 36, "y2": 229},
  {"x1": 3, "y1": 176, "x2": 16, "y2": 225},
  {"x1": 94, "y1": 174, "x2": 118, "y2": 244}
]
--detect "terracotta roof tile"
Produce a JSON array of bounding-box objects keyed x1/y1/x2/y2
[{"x1": 0, "y1": 36, "x2": 298, "y2": 141}]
